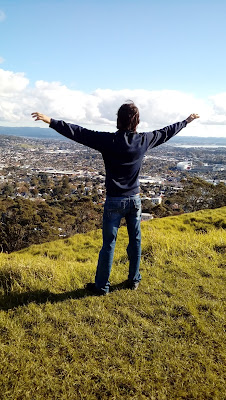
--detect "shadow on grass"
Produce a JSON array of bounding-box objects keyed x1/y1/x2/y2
[{"x1": 0, "y1": 281, "x2": 131, "y2": 310}]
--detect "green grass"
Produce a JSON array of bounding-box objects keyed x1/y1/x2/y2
[{"x1": 0, "y1": 207, "x2": 226, "y2": 400}]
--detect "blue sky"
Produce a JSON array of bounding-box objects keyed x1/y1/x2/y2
[{"x1": 0, "y1": 0, "x2": 226, "y2": 136}]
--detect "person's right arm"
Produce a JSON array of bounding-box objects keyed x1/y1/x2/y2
[
  {"x1": 185, "y1": 114, "x2": 200, "y2": 124},
  {"x1": 146, "y1": 114, "x2": 199, "y2": 149}
]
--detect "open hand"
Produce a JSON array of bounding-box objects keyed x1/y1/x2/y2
[
  {"x1": 186, "y1": 114, "x2": 200, "y2": 124},
  {"x1": 31, "y1": 112, "x2": 51, "y2": 124}
]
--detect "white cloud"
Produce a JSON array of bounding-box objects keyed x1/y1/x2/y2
[
  {"x1": 0, "y1": 57, "x2": 4, "y2": 64},
  {"x1": 0, "y1": 69, "x2": 30, "y2": 122},
  {"x1": 210, "y1": 93, "x2": 226, "y2": 114},
  {"x1": 0, "y1": 10, "x2": 6, "y2": 22},
  {"x1": 0, "y1": 68, "x2": 226, "y2": 137},
  {"x1": 0, "y1": 69, "x2": 29, "y2": 96}
]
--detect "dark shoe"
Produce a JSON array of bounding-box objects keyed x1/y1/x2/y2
[
  {"x1": 85, "y1": 282, "x2": 108, "y2": 296},
  {"x1": 126, "y1": 280, "x2": 140, "y2": 291}
]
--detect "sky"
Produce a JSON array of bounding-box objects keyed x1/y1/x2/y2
[{"x1": 0, "y1": 0, "x2": 226, "y2": 136}]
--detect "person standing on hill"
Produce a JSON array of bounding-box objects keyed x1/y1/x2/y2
[{"x1": 32, "y1": 103, "x2": 199, "y2": 295}]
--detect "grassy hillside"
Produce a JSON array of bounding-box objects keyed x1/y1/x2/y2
[{"x1": 0, "y1": 207, "x2": 225, "y2": 400}]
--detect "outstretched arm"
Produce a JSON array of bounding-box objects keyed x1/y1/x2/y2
[
  {"x1": 146, "y1": 113, "x2": 200, "y2": 149},
  {"x1": 31, "y1": 112, "x2": 111, "y2": 152},
  {"x1": 31, "y1": 112, "x2": 51, "y2": 124},
  {"x1": 185, "y1": 113, "x2": 200, "y2": 123}
]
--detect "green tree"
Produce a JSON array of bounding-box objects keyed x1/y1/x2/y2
[
  {"x1": 164, "y1": 177, "x2": 226, "y2": 213},
  {"x1": 1, "y1": 183, "x2": 14, "y2": 197}
]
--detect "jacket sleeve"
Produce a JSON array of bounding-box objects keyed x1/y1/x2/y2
[
  {"x1": 146, "y1": 120, "x2": 187, "y2": 149},
  {"x1": 49, "y1": 119, "x2": 109, "y2": 152}
]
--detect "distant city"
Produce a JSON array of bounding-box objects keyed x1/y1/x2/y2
[{"x1": 0, "y1": 128, "x2": 225, "y2": 205}]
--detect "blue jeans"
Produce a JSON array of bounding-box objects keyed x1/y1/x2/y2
[{"x1": 95, "y1": 195, "x2": 142, "y2": 293}]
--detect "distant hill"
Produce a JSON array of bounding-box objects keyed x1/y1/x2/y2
[
  {"x1": 0, "y1": 126, "x2": 61, "y2": 140},
  {"x1": 0, "y1": 207, "x2": 226, "y2": 399},
  {"x1": 170, "y1": 135, "x2": 226, "y2": 146},
  {"x1": 0, "y1": 125, "x2": 225, "y2": 146}
]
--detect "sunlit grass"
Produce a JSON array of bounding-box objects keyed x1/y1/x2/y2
[{"x1": 0, "y1": 207, "x2": 225, "y2": 399}]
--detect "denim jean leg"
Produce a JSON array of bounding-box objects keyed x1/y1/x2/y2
[
  {"x1": 95, "y1": 203, "x2": 122, "y2": 292},
  {"x1": 125, "y1": 199, "x2": 142, "y2": 283}
]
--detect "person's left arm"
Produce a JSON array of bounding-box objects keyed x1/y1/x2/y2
[{"x1": 31, "y1": 112, "x2": 107, "y2": 151}]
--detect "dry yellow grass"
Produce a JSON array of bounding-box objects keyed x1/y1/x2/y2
[{"x1": 0, "y1": 207, "x2": 225, "y2": 399}]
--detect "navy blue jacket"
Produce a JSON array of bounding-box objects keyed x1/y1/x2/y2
[{"x1": 50, "y1": 119, "x2": 187, "y2": 196}]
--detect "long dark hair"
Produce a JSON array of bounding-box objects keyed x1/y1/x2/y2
[{"x1": 117, "y1": 101, "x2": 140, "y2": 132}]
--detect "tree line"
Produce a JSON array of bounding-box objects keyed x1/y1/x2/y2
[
  {"x1": 142, "y1": 177, "x2": 226, "y2": 217},
  {"x1": 0, "y1": 197, "x2": 103, "y2": 253},
  {"x1": 0, "y1": 176, "x2": 225, "y2": 253}
]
